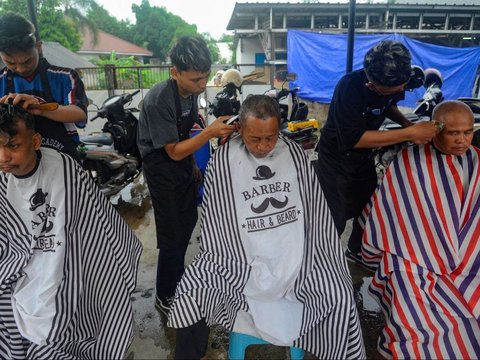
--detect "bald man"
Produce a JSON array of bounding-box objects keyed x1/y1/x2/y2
[{"x1": 361, "y1": 100, "x2": 480, "y2": 359}]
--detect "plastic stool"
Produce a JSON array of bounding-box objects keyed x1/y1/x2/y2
[{"x1": 228, "y1": 332, "x2": 304, "y2": 359}]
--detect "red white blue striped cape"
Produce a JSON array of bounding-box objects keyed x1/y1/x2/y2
[
  {"x1": 168, "y1": 135, "x2": 365, "y2": 359},
  {"x1": 362, "y1": 143, "x2": 480, "y2": 359},
  {"x1": 0, "y1": 149, "x2": 142, "y2": 359}
]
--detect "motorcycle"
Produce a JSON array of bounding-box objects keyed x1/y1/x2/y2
[
  {"x1": 79, "y1": 90, "x2": 142, "y2": 197},
  {"x1": 268, "y1": 71, "x2": 318, "y2": 150}
]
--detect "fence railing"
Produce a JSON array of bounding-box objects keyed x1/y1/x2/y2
[{"x1": 77, "y1": 63, "x2": 287, "y2": 93}]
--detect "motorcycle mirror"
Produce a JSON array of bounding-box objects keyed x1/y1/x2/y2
[
  {"x1": 405, "y1": 65, "x2": 425, "y2": 92},
  {"x1": 285, "y1": 72, "x2": 298, "y2": 82},
  {"x1": 198, "y1": 97, "x2": 207, "y2": 109}
]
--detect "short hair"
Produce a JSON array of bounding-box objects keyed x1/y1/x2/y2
[
  {"x1": 169, "y1": 36, "x2": 211, "y2": 73},
  {"x1": 364, "y1": 40, "x2": 411, "y2": 86},
  {"x1": 238, "y1": 95, "x2": 281, "y2": 125},
  {"x1": 0, "y1": 105, "x2": 35, "y2": 139},
  {"x1": 0, "y1": 12, "x2": 37, "y2": 54},
  {"x1": 432, "y1": 100, "x2": 474, "y2": 123}
]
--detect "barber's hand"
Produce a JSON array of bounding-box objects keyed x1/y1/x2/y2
[
  {"x1": 408, "y1": 121, "x2": 437, "y2": 144},
  {"x1": 0, "y1": 93, "x2": 46, "y2": 115},
  {"x1": 205, "y1": 116, "x2": 237, "y2": 138}
]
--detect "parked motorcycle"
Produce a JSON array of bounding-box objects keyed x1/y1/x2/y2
[
  {"x1": 209, "y1": 68, "x2": 243, "y2": 118},
  {"x1": 270, "y1": 71, "x2": 318, "y2": 150},
  {"x1": 79, "y1": 90, "x2": 142, "y2": 197}
]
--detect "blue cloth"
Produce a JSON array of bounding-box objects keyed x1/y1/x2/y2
[{"x1": 287, "y1": 31, "x2": 480, "y2": 107}]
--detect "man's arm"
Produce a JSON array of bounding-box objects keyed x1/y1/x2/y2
[
  {"x1": 0, "y1": 93, "x2": 87, "y2": 123},
  {"x1": 385, "y1": 105, "x2": 413, "y2": 128},
  {"x1": 354, "y1": 120, "x2": 437, "y2": 148},
  {"x1": 164, "y1": 116, "x2": 236, "y2": 161}
]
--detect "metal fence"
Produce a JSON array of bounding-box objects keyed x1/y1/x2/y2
[{"x1": 77, "y1": 63, "x2": 287, "y2": 93}]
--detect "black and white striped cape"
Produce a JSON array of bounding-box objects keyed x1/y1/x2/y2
[
  {"x1": 0, "y1": 148, "x2": 142, "y2": 359},
  {"x1": 169, "y1": 135, "x2": 365, "y2": 359}
]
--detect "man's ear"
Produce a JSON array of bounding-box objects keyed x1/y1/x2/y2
[
  {"x1": 32, "y1": 132, "x2": 41, "y2": 150},
  {"x1": 171, "y1": 67, "x2": 178, "y2": 80}
]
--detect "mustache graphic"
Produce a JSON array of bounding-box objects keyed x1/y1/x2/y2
[{"x1": 251, "y1": 196, "x2": 289, "y2": 214}]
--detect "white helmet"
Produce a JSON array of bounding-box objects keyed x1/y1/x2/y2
[{"x1": 221, "y1": 68, "x2": 243, "y2": 88}]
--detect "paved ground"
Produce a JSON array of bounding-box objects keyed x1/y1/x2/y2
[{"x1": 114, "y1": 175, "x2": 383, "y2": 360}]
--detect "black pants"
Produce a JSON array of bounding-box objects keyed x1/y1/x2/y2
[
  {"x1": 316, "y1": 139, "x2": 377, "y2": 252},
  {"x1": 175, "y1": 319, "x2": 210, "y2": 359},
  {"x1": 143, "y1": 150, "x2": 198, "y2": 298}
]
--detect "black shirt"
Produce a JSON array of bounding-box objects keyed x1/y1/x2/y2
[{"x1": 320, "y1": 69, "x2": 404, "y2": 155}]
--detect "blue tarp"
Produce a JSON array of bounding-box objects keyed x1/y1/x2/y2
[{"x1": 287, "y1": 30, "x2": 480, "y2": 107}]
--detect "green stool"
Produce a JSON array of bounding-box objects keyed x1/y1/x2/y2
[{"x1": 228, "y1": 331, "x2": 304, "y2": 359}]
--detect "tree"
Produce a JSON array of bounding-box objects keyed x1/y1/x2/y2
[
  {"x1": 131, "y1": 0, "x2": 198, "y2": 61},
  {"x1": 87, "y1": 2, "x2": 133, "y2": 43},
  {"x1": 58, "y1": 0, "x2": 99, "y2": 43},
  {"x1": 201, "y1": 33, "x2": 220, "y2": 64},
  {"x1": 0, "y1": 0, "x2": 82, "y2": 50}
]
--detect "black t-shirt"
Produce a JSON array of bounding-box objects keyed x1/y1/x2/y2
[
  {"x1": 137, "y1": 79, "x2": 198, "y2": 158},
  {"x1": 320, "y1": 69, "x2": 404, "y2": 155}
]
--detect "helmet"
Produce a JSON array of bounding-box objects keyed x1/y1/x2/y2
[
  {"x1": 221, "y1": 68, "x2": 243, "y2": 88},
  {"x1": 405, "y1": 65, "x2": 425, "y2": 91},
  {"x1": 213, "y1": 70, "x2": 224, "y2": 86},
  {"x1": 424, "y1": 68, "x2": 443, "y2": 88}
]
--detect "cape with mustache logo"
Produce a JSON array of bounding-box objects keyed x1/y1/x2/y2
[
  {"x1": 0, "y1": 148, "x2": 142, "y2": 359},
  {"x1": 169, "y1": 134, "x2": 365, "y2": 359}
]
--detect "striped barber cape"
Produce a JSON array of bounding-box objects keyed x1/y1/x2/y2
[
  {"x1": 168, "y1": 135, "x2": 365, "y2": 359},
  {"x1": 0, "y1": 148, "x2": 142, "y2": 359},
  {"x1": 362, "y1": 143, "x2": 480, "y2": 359}
]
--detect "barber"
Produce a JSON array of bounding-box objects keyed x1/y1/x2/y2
[{"x1": 315, "y1": 40, "x2": 437, "y2": 266}]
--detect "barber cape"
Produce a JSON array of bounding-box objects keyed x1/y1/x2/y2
[
  {"x1": 169, "y1": 134, "x2": 365, "y2": 359},
  {"x1": 0, "y1": 148, "x2": 142, "y2": 359},
  {"x1": 362, "y1": 144, "x2": 480, "y2": 359}
]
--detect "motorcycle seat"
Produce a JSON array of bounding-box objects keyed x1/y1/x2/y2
[{"x1": 80, "y1": 132, "x2": 114, "y2": 146}]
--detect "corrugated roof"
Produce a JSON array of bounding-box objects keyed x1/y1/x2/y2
[
  {"x1": 0, "y1": 42, "x2": 94, "y2": 70},
  {"x1": 79, "y1": 29, "x2": 153, "y2": 57},
  {"x1": 42, "y1": 42, "x2": 94, "y2": 68}
]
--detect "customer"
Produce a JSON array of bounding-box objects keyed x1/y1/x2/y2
[
  {"x1": 362, "y1": 100, "x2": 480, "y2": 358},
  {"x1": 0, "y1": 102, "x2": 142, "y2": 358},
  {"x1": 169, "y1": 95, "x2": 365, "y2": 359}
]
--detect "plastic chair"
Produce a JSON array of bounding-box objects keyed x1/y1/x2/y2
[{"x1": 228, "y1": 331, "x2": 304, "y2": 359}]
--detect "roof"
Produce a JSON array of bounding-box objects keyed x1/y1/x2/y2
[
  {"x1": 79, "y1": 29, "x2": 153, "y2": 57},
  {"x1": 42, "y1": 42, "x2": 94, "y2": 68},
  {"x1": 0, "y1": 42, "x2": 94, "y2": 69},
  {"x1": 228, "y1": 1, "x2": 480, "y2": 30}
]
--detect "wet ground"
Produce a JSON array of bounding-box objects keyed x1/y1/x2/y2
[{"x1": 114, "y1": 175, "x2": 384, "y2": 359}]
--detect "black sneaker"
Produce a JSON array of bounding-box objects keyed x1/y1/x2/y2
[
  {"x1": 345, "y1": 249, "x2": 376, "y2": 273},
  {"x1": 155, "y1": 295, "x2": 173, "y2": 316}
]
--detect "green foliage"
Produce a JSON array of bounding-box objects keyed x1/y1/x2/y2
[
  {"x1": 87, "y1": 2, "x2": 133, "y2": 43},
  {"x1": 0, "y1": 0, "x2": 84, "y2": 51},
  {"x1": 132, "y1": 0, "x2": 201, "y2": 61},
  {"x1": 201, "y1": 33, "x2": 220, "y2": 64},
  {"x1": 91, "y1": 51, "x2": 169, "y2": 89}
]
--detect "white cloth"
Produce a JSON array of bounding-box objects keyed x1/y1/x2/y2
[
  {"x1": 8, "y1": 158, "x2": 67, "y2": 344},
  {"x1": 230, "y1": 140, "x2": 304, "y2": 344}
]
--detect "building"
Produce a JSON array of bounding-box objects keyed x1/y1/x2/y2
[
  {"x1": 78, "y1": 29, "x2": 153, "y2": 64},
  {"x1": 227, "y1": 1, "x2": 480, "y2": 66}
]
